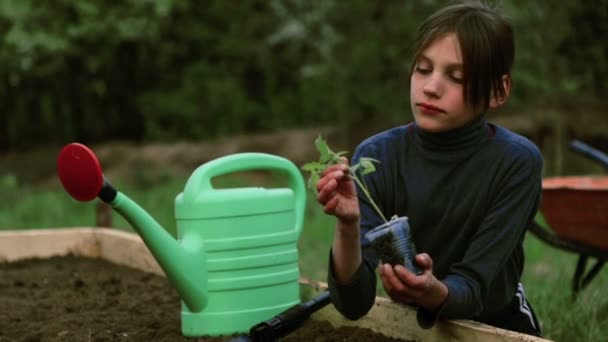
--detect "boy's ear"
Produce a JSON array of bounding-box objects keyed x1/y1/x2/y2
[{"x1": 489, "y1": 75, "x2": 511, "y2": 109}]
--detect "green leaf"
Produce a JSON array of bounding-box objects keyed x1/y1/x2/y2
[
  {"x1": 361, "y1": 166, "x2": 375, "y2": 176},
  {"x1": 335, "y1": 150, "x2": 349, "y2": 157},
  {"x1": 307, "y1": 173, "x2": 320, "y2": 191},
  {"x1": 314, "y1": 136, "x2": 331, "y2": 163},
  {"x1": 360, "y1": 158, "x2": 378, "y2": 175},
  {"x1": 360, "y1": 157, "x2": 380, "y2": 164},
  {"x1": 303, "y1": 135, "x2": 387, "y2": 222},
  {"x1": 301, "y1": 161, "x2": 323, "y2": 172},
  {"x1": 329, "y1": 150, "x2": 347, "y2": 164},
  {"x1": 359, "y1": 159, "x2": 374, "y2": 170}
]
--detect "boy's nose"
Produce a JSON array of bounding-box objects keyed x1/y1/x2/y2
[{"x1": 422, "y1": 76, "x2": 442, "y2": 98}]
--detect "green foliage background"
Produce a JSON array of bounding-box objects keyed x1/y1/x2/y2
[{"x1": 1, "y1": 0, "x2": 606, "y2": 151}]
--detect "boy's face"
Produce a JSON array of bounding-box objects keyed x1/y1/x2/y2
[{"x1": 410, "y1": 33, "x2": 481, "y2": 133}]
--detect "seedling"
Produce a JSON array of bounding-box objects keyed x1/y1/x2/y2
[
  {"x1": 301, "y1": 136, "x2": 421, "y2": 273},
  {"x1": 301, "y1": 136, "x2": 387, "y2": 223}
]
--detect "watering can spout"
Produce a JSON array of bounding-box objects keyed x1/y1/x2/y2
[
  {"x1": 57, "y1": 143, "x2": 207, "y2": 313},
  {"x1": 108, "y1": 187, "x2": 208, "y2": 312}
]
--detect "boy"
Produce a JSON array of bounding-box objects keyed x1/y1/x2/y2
[{"x1": 315, "y1": 1, "x2": 543, "y2": 336}]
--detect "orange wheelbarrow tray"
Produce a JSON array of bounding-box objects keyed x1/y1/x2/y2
[{"x1": 528, "y1": 140, "x2": 608, "y2": 296}]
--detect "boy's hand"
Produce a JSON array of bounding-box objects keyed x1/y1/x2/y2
[
  {"x1": 315, "y1": 158, "x2": 360, "y2": 225},
  {"x1": 379, "y1": 253, "x2": 448, "y2": 312}
]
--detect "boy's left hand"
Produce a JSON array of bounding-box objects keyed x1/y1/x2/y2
[{"x1": 379, "y1": 253, "x2": 448, "y2": 312}]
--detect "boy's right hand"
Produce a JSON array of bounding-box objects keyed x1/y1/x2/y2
[{"x1": 315, "y1": 158, "x2": 360, "y2": 225}]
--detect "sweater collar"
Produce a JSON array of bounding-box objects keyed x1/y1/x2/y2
[{"x1": 412, "y1": 117, "x2": 489, "y2": 154}]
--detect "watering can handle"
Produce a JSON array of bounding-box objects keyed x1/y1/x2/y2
[{"x1": 183, "y1": 153, "x2": 306, "y2": 237}]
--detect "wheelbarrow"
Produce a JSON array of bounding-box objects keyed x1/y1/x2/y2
[{"x1": 528, "y1": 139, "x2": 608, "y2": 297}]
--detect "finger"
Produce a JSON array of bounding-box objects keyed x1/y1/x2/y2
[
  {"x1": 315, "y1": 174, "x2": 331, "y2": 190},
  {"x1": 321, "y1": 163, "x2": 349, "y2": 177},
  {"x1": 415, "y1": 254, "x2": 435, "y2": 280},
  {"x1": 415, "y1": 253, "x2": 433, "y2": 270},
  {"x1": 381, "y1": 264, "x2": 406, "y2": 293},
  {"x1": 316, "y1": 169, "x2": 342, "y2": 191},
  {"x1": 393, "y1": 265, "x2": 429, "y2": 298},
  {"x1": 381, "y1": 265, "x2": 419, "y2": 302},
  {"x1": 394, "y1": 264, "x2": 418, "y2": 284},
  {"x1": 379, "y1": 264, "x2": 394, "y2": 293},
  {"x1": 323, "y1": 197, "x2": 339, "y2": 214},
  {"x1": 316, "y1": 170, "x2": 345, "y2": 194},
  {"x1": 393, "y1": 265, "x2": 426, "y2": 295},
  {"x1": 317, "y1": 179, "x2": 338, "y2": 204}
]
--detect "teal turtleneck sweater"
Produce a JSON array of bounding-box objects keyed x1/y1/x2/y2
[{"x1": 327, "y1": 118, "x2": 543, "y2": 327}]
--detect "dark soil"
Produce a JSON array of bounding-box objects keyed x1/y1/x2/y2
[
  {"x1": 368, "y1": 228, "x2": 421, "y2": 275},
  {"x1": 0, "y1": 255, "x2": 405, "y2": 342}
]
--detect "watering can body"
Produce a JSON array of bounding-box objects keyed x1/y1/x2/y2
[{"x1": 174, "y1": 153, "x2": 306, "y2": 336}]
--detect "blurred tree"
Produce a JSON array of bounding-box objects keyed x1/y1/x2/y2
[
  {"x1": 557, "y1": 0, "x2": 608, "y2": 99},
  {"x1": 0, "y1": 0, "x2": 606, "y2": 151},
  {"x1": 503, "y1": 0, "x2": 579, "y2": 107},
  {"x1": 0, "y1": 0, "x2": 171, "y2": 148}
]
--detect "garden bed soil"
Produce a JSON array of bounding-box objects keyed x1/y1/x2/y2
[
  {"x1": 0, "y1": 255, "x2": 405, "y2": 342},
  {"x1": 0, "y1": 228, "x2": 552, "y2": 342}
]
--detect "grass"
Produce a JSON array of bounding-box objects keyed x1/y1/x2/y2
[
  {"x1": 1, "y1": 175, "x2": 606, "y2": 342},
  {"x1": 522, "y1": 234, "x2": 607, "y2": 341}
]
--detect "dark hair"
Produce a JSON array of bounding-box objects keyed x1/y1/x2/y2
[{"x1": 410, "y1": 1, "x2": 514, "y2": 109}]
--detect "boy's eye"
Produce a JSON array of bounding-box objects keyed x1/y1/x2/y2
[
  {"x1": 449, "y1": 74, "x2": 463, "y2": 83},
  {"x1": 415, "y1": 66, "x2": 431, "y2": 74}
]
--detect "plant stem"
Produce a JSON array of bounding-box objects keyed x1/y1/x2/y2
[{"x1": 350, "y1": 175, "x2": 388, "y2": 223}]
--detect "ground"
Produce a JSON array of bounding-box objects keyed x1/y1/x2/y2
[{"x1": 0, "y1": 255, "x2": 406, "y2": 342}]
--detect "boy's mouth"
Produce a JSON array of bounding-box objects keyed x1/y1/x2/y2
[{"x1": 417, "y1": 102, "x2": 446, "y2": 114}]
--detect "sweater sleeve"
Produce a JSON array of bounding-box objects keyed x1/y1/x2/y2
[
  {"x1": 326, "y1": 140, "x2": 388, "y2": 319},
  {"x1": 436, "y1": 145, "x2": 543, "y2": 319},
  {"x1": 327, "y1": 249, "x2": 378, "y2": 320}
]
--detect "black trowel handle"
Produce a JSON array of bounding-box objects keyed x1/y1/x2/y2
[{"x1": 249, "y1": 291, "x2": 331, "y2": 341}]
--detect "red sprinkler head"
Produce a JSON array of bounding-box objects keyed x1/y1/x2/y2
[{"x1": 57, "y1": 143, "x2": 104, "y2": 202}]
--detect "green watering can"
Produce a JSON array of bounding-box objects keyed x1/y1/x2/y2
[{"x1": 57, "y1": 144, "x2": 306, "y2": 336}]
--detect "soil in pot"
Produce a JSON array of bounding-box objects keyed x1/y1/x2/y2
[
  {"x1": 0, "y1": 255, "x2": 408, "y2": 342},
  {"x1": 365, "y1": 217, "x2": 421, "y2": 274}
]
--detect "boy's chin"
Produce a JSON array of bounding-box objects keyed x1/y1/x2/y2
[{"x1": 414, "y1": 116, "x2": 451, "y2": 133}]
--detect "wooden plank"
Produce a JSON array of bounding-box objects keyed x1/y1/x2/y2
[
  {"x1": 300, "y1": 278, "x2": 549, "y2": 342},
  {"x1": 93, "y1": 228, "x2": 163, "y2": 276},
  {"x1": 0, "y1": 228, "x2": 100, "y2": 261}
]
